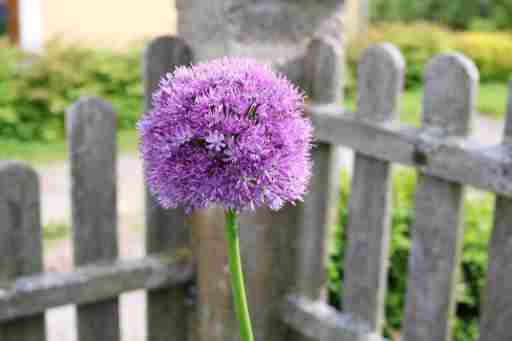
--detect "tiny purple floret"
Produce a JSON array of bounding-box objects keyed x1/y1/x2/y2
[{"x1": 138, "y1": 57, "x2": 313, "y2": 213}]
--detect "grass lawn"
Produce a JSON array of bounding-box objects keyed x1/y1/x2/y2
[
  {"x1": 1, "y1": 129, "x2": 139, "y2": 166},
  {"x1": 345, "y1": 82, "x2": 509, "y2": 126}
]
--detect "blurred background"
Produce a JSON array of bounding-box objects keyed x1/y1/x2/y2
[{"x1": 0, "y1": 1, "x2": 510, "y2": 341}]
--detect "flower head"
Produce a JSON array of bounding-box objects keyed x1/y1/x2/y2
[{"x1": 138, "y1": 57, "x2": 313, "y2": 212}]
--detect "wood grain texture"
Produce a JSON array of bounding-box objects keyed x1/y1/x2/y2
[
  {"x1": 0, "y1": 251, "x2": 194, "y2": 322},
  {"x1": 343, "y1": 44, "x2": 404, "y2": 332},
  {"x1": 0, "y1": 162, "x2": 46, "y2": 341},
  {"x1": 403, "y1": 53, "x2": 478, "y2": 341},
  {"x1": 296, "y1": 37, "x2": 344, "y2": 299},
  {"x1": 280, "y1": 37, "x2": 344, "y2": 341},
  {"x1": 190, "y1": 207, "x2": 237, "y2": 341},
  {"x1": 281, "y1": 295, "x2": 383, "y2": 341},
  {"x1": 307, "y1": 106, "x2": 512, "y2": 197},
  {"x1": 479, "y1": 81, "x2": 512, "y2": 341},
  {"x1": 143, "y1": 36, "x2": 194, "y2": 341},
  {"x1": 67, "y1": 97, "x2": 119, "y2": 341}
]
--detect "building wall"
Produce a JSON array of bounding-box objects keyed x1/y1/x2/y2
[
  {"x1": 38, "y1": 0, "x2": 364, "y2": 48},
  {"x1": 343, "y1": 0, "x2": 367, "y2": 40},
  {"x1": 40, "y1": 0, "x2": 177, "y2": 48}
]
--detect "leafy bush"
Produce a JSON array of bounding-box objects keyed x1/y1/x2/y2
[
  {"x1": 369, "y1": 0, "x2": 512, "y2": 31},
  {"x1": 455, "y1": 31, "x2": 512, "y2": 82},
  {"x1": 328, "y1": 169, "x2": 493, "y2": 341},
  {"x1": 347, "y1": 23, "x2": 512, "y2": 91},
  {"x1": 0, "y1": 39, "x2": 143, "y2": 142}
]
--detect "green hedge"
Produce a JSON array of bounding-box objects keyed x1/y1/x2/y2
[
  {"x1": 1, "y1": 24, "x2": 511, "y2": 143},
  {"x1": 369, "y1": 0, "x2": 512, "y2": 31},
  {"x1": 347, "y1": 23, "x2": 512, "y2": 93},
  {"x1": 0, "y1": 39, "x2": 143, "y2": 142},
  {"x1": 328, "y1": 170, "x2": 493, "y2": 341}
]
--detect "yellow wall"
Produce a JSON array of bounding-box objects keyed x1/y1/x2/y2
[
  {"x1": 343, "y1": 0, "x2": 366, "y2": 40},
  {"x1": 40, "y1": 0, "x2": 363, "y2": 48},
  {"x1": 41, "y1": 0, "x2": 177, "y2": 48}
]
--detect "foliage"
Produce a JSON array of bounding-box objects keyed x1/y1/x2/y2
[
  {"x1": 328, "y1": 169, "x2": 493, "y2": 341},
  {"x1": 347, "y1": 23, "x2": 512, "y2": 92},
  {"x1": 456, "y1": 31, "x2": 512, "y2": 82},
  {"x1": 0, "y1": 39, "x2": 143, "y2": 142},
  {"x1": 369, "y1": 0, "x2": 512, "y2": 31}
]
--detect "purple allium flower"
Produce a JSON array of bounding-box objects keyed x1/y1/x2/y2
[{"x1": 138, "y1": 57, "x2": 313, "y2": 213}]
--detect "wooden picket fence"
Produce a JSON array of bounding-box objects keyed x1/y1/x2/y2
[{"x1": 1, "y1": 35, "x2": 511, "y2": 341}]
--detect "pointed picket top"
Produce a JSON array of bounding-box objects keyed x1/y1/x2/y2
[{"x1": 357, "y1": 43, "x2": 405, "y2": 121}]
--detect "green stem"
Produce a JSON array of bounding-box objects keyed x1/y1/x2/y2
[{"x1": 225, "y1": 209, "x2": 255, "y2": 341}]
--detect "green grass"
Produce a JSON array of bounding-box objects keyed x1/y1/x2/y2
[
  {"x1": 43, "y1": 222, "x2": 70, "y2": 242},
  {"x1": 1, "y1": 129, "x2": 139, "y2": 165},
  {"x1": 345, "y1": 82, "x2": 508, "y2": 126}
]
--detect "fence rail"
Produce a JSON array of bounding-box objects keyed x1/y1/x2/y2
[
  {"x1": 0, "y1": 250, "x2": 193, "y2": 323},
  {"x1": 1, "y1": 35, "x2": 511, "y2": 341},
  {"x1": 309, "y1": 105, "x2": 512, "y2": 196}
]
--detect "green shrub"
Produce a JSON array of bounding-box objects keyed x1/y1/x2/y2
[
  {"x1": 369, "y1": 0, "x2": 512, "y2": 31},
  {"x1": 347, "y1": 23, "x2": 512, "y2": 91},
  {"x1": 0, "y1": 39, "x2": 143, "y2": 142},
  {"x1": 328, "y1": 169, "x2": 493, "y2": 341},
  {"x1": 455, "y1": 31, "x2": 512, "y2": 82}
]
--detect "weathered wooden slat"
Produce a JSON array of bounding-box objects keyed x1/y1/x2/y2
[
  {"x1": 0, "y1": 162, "x2": 46, "y2": 341},
  {"x1": 479, "y1": 81, "x2": 512, "y2": 341},
  {"x1": 343, "y1": 44, "x2": 404, "y2": 332},
  {"x1": 0, "y1": 251, "x2": 194, "y2": 323},
  {"x1": 296, "y1": 37, "x2": 344, "y2": 299},
  {"x1": 403, "y1": 53, "x2": 478, "y2": 341},
  {"x1": 276, "y1": 37, "x2": 344, "y2": 341},
  {"x1": 143, "y1": 36, "x2": 194, "y2": 341},
  {"x1": 281, "y1": 295, "x2": 383, "y2": 341},
  {"x1": 307, "y1": 106, "x2": 512, "y2": 197},
  {"x1": 67, "y1": 97, "x2": 119, "y2": 341}
]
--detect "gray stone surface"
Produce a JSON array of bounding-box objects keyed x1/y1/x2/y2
[
  {"x1": 176, "y1": 2, "x2": 346, "y2": 341},
  {"x1": 176, "y1": 0, "x2": 344, "y2": 57},
  {"x1": 176, "y1": 0, "x2": 344, "y2": 84}
]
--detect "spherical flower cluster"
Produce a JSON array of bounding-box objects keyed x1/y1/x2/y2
[{"x1": 138, "y1": 57, "x2": 313, "y2": 213}]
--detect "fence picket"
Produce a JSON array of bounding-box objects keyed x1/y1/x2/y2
[
  {"x1": 403, "y1": 54, "x2": 478, "y2": 341},
  {"x1": 479, "y1": 81, "x2": 512, "y2": 341},
  {"x1": 143, "y1": 36, "x2": 194, "y2": 341},
  {"x1": 67, "y1": 97, "x2": 119, "y2": 341},
  {"x1": 343, "y1": 43, "x2": 404, "y2": 332},
  {"x1": 0, "y1": 162, "x2": 46, "y2": 341},
  {"x1": 298, "y1": 37, "x2": 344, "y2": 298},
  {"x1": 274, "y1": 37, "x2": 344, "y2": 341}
]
